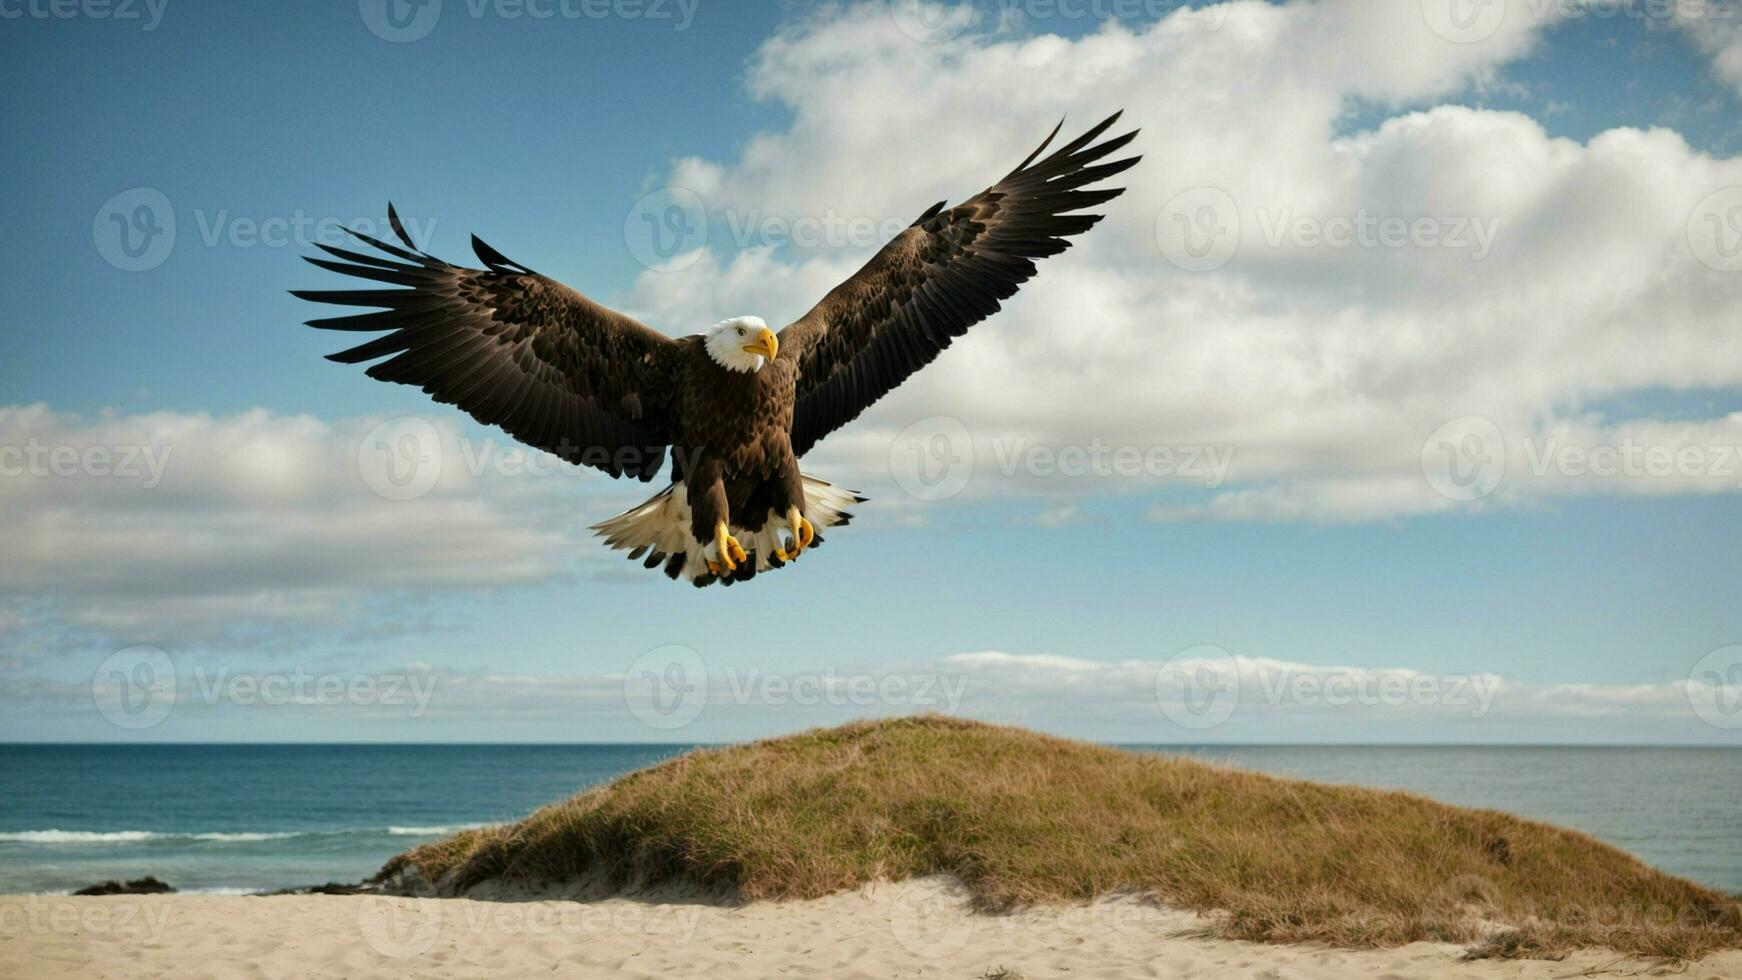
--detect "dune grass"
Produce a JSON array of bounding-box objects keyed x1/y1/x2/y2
[{"x1": 377, "y1": 716, "x2": 1741, "y2": 959}]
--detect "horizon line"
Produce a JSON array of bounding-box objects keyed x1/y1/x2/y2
[{"x1": 2, "y1": 740, "x2": 1738, "y2": 749}]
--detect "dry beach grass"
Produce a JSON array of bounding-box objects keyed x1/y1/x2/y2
[{"x1": 380, "y1": 716, "x2": 1742, "y2": 961}]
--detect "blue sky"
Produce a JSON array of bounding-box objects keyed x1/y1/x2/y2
[{"x1": 2, "y1": 0, "x2": 1741, "y2": 743}]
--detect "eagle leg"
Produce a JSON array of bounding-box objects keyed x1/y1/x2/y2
[
  {"x1": 775, "y1": 507, "x2": 816, "y2": 562},
  {"x1": 707, "y1": 521, "x2": 749, "y2": 577}
]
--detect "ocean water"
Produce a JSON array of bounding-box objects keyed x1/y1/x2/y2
[
  {"x1": 1159, "y1": 745, "x2": 1742, "y2": 895},
  {"x1": 0, "y1": 744, "x2": 1737, "y2": 895},
  {"x1": 0, "y1": 744, "x2": 685, "y2": 895}
]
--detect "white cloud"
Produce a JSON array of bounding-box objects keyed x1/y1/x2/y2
[
  {"x1": 1676, "y1": 0, "x2": 1742, "y2": 96},
  {"x1": 0, "y1": 404, "x2": 640, "y2": 649},
  {"x1": 623, "y1": 0, "x2": 1742, "y2": 522},
  {"x1": 8, "y1": 645, "x2": 1731, "y2": 743}
]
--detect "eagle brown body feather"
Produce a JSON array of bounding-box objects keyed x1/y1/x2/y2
[
  {"x1": 295, "y1": 112, "x2": 1139, "y2": 586},
  {"x1": 670, "y1": 337, "x2": 804, "y2": 549}
]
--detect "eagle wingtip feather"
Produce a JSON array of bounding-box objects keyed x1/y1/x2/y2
[{"x1": 387, "y1": 205, "x2": 417, "y2": 251}]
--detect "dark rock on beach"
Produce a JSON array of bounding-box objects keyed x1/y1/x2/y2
[
  {"x1": 73, "y1": 876, "x2": 176, "y2": 896},
  {"x1": 256, "y1": 882, "x2": 371, "y2": 896}
]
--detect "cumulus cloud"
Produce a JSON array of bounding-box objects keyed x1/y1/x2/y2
[
  {"x1": 1677, "y1": 0, "x2": 1742, "y2": 96},
  {"x1": 0, "y1": 404, "x2": 639, "y2": 650},
  {"x1": 622, "y1": 0, "x2": 1742, "y2": 523}
]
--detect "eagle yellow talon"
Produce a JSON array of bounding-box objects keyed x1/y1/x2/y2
[
  {"x1": 710, "y1": 523, "x2": 747, "y2": 576},
  {"x1": 777, "y1": 509, "x2": 815, "y2": 562}
]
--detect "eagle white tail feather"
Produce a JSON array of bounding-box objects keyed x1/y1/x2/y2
[{"x1": 591, "y1": 476, "x2": 863, "y2": 586}]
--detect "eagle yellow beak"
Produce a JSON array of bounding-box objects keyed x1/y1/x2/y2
[{"x1": 742, "y1": 327, "x2": 778, "y2": 359}]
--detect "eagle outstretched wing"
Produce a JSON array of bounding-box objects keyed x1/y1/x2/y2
[
  {"x1": 777, "y1": 112, "x2": 1140, "y2": 458},
  {"x1": 294, "y1": 207, "x2": 676, "y2": 480}
]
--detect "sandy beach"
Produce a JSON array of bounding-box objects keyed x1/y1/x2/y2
[{"x1": 4, "y1": 877, "x2": 1738, "y2": 980}]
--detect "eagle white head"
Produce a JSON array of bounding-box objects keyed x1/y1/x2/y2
[{"x1": 706, "y1": 315, "x2": 778, "y2": 373}]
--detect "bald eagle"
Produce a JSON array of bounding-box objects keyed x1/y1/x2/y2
[{"x1": 296, "y1": 113, "x2": 1138, "y2": 586}]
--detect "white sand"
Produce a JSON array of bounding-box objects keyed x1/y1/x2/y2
[{"x1": 2, "y1": 877, "x2": 1736, "y2": 979}]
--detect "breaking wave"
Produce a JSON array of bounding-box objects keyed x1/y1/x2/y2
[{"x1": 0, "y1": 825, "x2": 486, "y2": 844}]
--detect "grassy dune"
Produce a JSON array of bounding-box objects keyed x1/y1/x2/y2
[{"x1": 378, "y1": 716, "x2": 1741, "y2": 959}]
